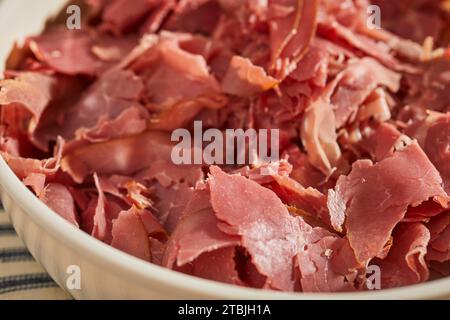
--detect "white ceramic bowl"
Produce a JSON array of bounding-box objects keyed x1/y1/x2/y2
[{"x1": 1, "y1": 0, "x2": 449, "y2": 300}]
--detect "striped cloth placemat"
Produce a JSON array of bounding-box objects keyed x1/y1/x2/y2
[
  {"x1": 0, "y1": 206, "x2": 71, "y2": 300},
  {"x1": 0, "y1": 0, "x2": 71, "y2": 301}
]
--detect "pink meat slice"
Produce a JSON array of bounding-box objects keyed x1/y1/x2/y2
[
  {"x1": 162, "y1": 207, "x2": 240, "y2": 269},
  {"x1": 359, "y1": 122, "x2": 403, "y2": 162},
  {"x1": 129, "y1": 32, "x2": 225, "y2": 131},
  {"x1": 136, "y1": 160, "x2": 204, "y2": 188},
  {"x1": 27, "y1": 28, "x2": 134, "y2": 76},
  {"x1": 289, "y1": 44, "x2": 329, "y2": 87},
  {"x1": 404, "y1": 199, "x2": 447, "y2": 222},
  {"x1": 428, "y1": 212, "x2": 450, "y2": 243},
  {"x1": 221, "y1": 55, "x2": 278, "y2": 97},
  {"x1": 317, "y1": 18, "x2": 403, "y2": 71},
  {"x1": 23, "y1": 173, "x2": 46, "y2": 196},
  {"x1": 423, "y1": 114, "x2": 450, "y2": 194},
  {"x1": 328, "y1": 142, "x2": 448, "y2": 264},
  {"x1": 39, "y1": 183, "x2": 79, "y2": 227},
  {"x1": 111, "y1": 206, "x2": 151, "y2": 262},
  {"x1": 330, "y1": 58, "x2": 401, "y2": 128},
  {"x1": 74, "y1": 106, "x2": 149, "y2": 143},
  {"x1": 209, "y1": 166, "x2": 301, "y2": 291},
  {"x1": 430, "y1": 226, "x2": 450, "y2": 254},
  {"x1": 140, "y1": 0, "x2": 176, "y2": 34},
  {"x1": 265, "y1": 174, "x2": 331, "y2": 230},
  {"x1": 91, "y1": 173, "x2": 125, "y2": 243},
  {"x1": 378, "y1": 223, "x2": 430, "y2": 289},
  {"x1": 164, "y1": 0, "x2": 221, "y2": 35},
  {"x1": 296, "y1": 235, "x2": 356, "y2": 292},
  {"x1": 28, "y1": 28, "x2": 101, "y2": 76},
  {"x1": 132, "y1": 32, "x2": 221, "y2": 103},
  {"x1": 0, "y1": 72, "x2": 55, "y2": 130},
  {"x1": 61, "y1": 131, "x2": 176, "y2": 183},
  {"x1": 426, "y1": 211, "x2": 449, "y2": 262},
  {"x1": 101, "y1": 0, "x2": 162, "y2": 33},
  {"x1": 371, "y1": 0, "x2": 444, "y2": 44},
  {"x1": 300, "y1": 73, "x2": 343, "y2": 176},
  {"x1": 407, "y1": 112, "x2": 450, "y2": 194},
  {"x1": 58, "y1": 68, "x2": 144, "y2": 140},
  {"x1": 136, "y1": 208, "x2": 167, "y2": 242},
  {"x1": 151, "y1": 182, "x2": 196, "y2": 232},
  {"x1": 1, "y1": 137, "x2": 63, "y2": 180},
  {"x1": 190, "y1": 246, "x2": 242, "y2": 285},
  {"x1": 269, "y1": 0, "x2": 319, "y2": 79}
]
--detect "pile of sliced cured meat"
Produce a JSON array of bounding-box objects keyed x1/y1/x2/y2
[{"x1": 1, "y1": 0, "x2": 449, "y2": 292}]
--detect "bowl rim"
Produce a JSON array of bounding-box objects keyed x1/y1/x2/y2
[{"x1": 1, "y1": 156, "x2": 449, "y2": 300}]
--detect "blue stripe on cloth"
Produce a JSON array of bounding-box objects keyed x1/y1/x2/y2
[
  {"x1": 0, "y1": 205, "x2": 70, "y2": 298},
  {"x1": 0, "y1": 273, "x2": 58, "y2": 295},
  {"x1": 0, "y1": 248, "x2": 34, "y2": 263},
  {"x1": 0, "y1": 224, "x2": 15, "y2": 235}
]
